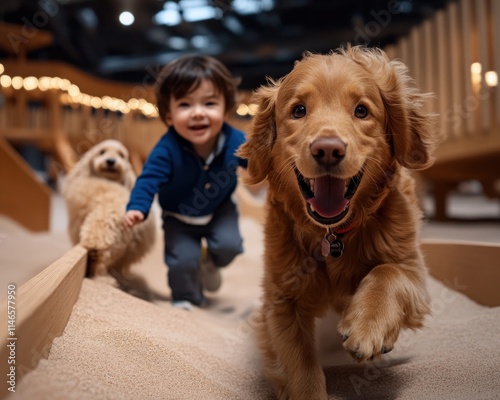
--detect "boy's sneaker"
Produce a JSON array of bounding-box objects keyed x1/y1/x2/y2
[
  {"x1": 200, "y1": 253, "x2": 222, "y2": 292},
  {"x1": 171, "y1": 300, "x2": 193, "y2": 311}
]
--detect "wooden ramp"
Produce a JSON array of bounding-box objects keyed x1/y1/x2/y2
[{"x1": 0, "y1": 245, "x2": 87, "y2": 397}]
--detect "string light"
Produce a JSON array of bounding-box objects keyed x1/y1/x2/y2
[{"x1": 0, "y1": 73, "x2": 158, "y2": 118}]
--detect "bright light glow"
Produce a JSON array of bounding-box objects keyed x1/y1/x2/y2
[
  {"x1": 68, "y1": 84, "x2": 81, "y2": 97},
  {"x1": 485, "y1": 71, "x2": 498, "y2": 87},
  {"x1": 3, "y1": 73, "x2": 156, "y2": 118},
  {"x1": 237, "y1": 104, "x2": 249, "y2": 116},
  {"x1": 471, "y1": 62, "x2": 482, "y2": 87},
  {"x1": 12, "y1": 76, "x2": 23, "y2": 90},
  {"x1": 38, "y1": 76, "x2": 51, "y2": 91},
  {"x1": 471, "y1": 62, "x2": 482, "y2": 75},
  {"x1": 0, "y1": 75, "x2": 12, "y2": 88},
  {"x1": 0, "y1": 64, "x2": 4, "y2": 75},
  {"x1": 60, "y1": 78, "x2": 71, "y2": 90},
  {"x1": 183, "y1": 6, "x2": 219, "y2": 22},
  {"x1": 23, "y1": 76, "x2": 38, "y2": 91},
  {"x1": 128, "y1": 98, "x2": 140, "y2": 110},
  {"x1": 155, "y1": 2, "x2": 181, "y2": 26},
  {"x1": 233, "y1": 0, "x2": 274, "y2": 15},
  {"x1": 91, "y1": 97, "x2": 103, "y2": 109},
  {"x1": 119, "y1": 11, "x2": 135, "y2": 26}
]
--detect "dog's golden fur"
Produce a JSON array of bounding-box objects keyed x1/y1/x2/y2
[
  {"x1": 238, "y1": 46, "x2": 438, "y2": 399},
  {"x1": 62, "y1": 139, "x2": 155, "y2": 281}
]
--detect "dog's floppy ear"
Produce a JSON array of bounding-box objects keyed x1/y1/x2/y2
[
  {"x1": 345, "y1": 46, "x2": 437, "y2": 170},
  {"x1": 65, "y1": 143, "x2": 99, "y2": 181},
  {"x1": 237, "y1": 79, "x2": 281, "y2": 184},
  {"x1": 382, "y1": 59, "x2": 436, "y2": 170}
]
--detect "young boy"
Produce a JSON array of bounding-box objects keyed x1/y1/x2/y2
[{"x1": 124, "y1": 55, "x2": 248, "y2": 310}]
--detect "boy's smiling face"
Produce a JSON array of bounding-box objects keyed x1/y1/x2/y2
[{"x1": 166, "y1": 79, "x2": 228, "y2": 159}]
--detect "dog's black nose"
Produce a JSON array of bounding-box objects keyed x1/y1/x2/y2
[
  {"x1": 106, "y1": 158, "x2": 116, "y2": 167},
  {"x1": 310, "y1": 137, "x2": 346, "y2": 166}
]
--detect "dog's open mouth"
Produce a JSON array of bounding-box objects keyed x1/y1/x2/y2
[
  {"x1": 295, "y1": 167, "x2": 362, "y2": 226},
  {"x1": 97, "y1": 166, "x2": 121, "y2": 179}
]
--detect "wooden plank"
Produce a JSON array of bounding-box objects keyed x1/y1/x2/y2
[
  {"x1": 432, "y1": 128, "x2": 500, "y2": 162},
  {"x1": 0, "y1": 137, "x2": 50, "y2": 232},
  {"x1": 421, "y1": 153, "x2": 500, "y2": 181},
  {"x1": 422, "y1": 19, "x2": 438, "y2": 113},
  {"x1": 399, "y1": 36, "x2": 411, "y2": 68},
  {"x1": 459, "y1": 0, "x2": 477, "y2": 136},
  {"x1": 0, "y1": 245, "x2": 87, "y2": 397},
  {"x1": 435, "y1": 9, "x2": 452, "y2": 140},
  {"x1": 475, "y1": 0, "x2": 493, "y2": 132},
  {"x1": 421, "y1": 239, "x2": 500, "y2": 307},
  {"x1": 409, "y1": 27, "x2": 423, "y2": 90},
  {"x1": 490, "y1": 0, "x2": 500, "y2": 128},
  {"x1": 447, "y1": 1, "x2": 466, "y2": 138},
  {"x1": 0, "y1": 127, "x2": 53, "y2": 143}
]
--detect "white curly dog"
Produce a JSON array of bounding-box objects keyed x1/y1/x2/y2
[{"x1": 62, "y1": 139, "x2": 156, "y2": 287}]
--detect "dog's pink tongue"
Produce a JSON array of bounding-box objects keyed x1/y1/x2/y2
[{"x1": 307, "y1": 176, "x2": 348, "y2": 218}]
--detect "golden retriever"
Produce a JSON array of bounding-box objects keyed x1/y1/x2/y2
[
  {"x1": 62, "y1": 139, "x2": 156, "y2": 284},
  {"x1": 238, "y1": 46, "x2": 437, "y2": 399}
]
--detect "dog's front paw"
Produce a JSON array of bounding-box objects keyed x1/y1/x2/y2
[{"x1": 337, "y1": 309, "x2": 400, "y2": 362}]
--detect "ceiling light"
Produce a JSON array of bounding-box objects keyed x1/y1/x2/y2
[
  {"x1": 191, "y1": 35, "x2": 209, "y2": 48},
  {"x1": 154, "y1": 9, "x2": 181, "y2": 26},
  {"x1": 119, "y1": 11, "x2": 135, "y2": 26},
  {"x1": 233, "y1": 0, "x2": 274, "y2": 15},
  {"x1": 183, "y1": 6, "x2": 220, "y2": 22}
]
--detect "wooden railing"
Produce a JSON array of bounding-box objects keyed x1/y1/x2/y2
[{"x1": 384, "y1": 0, "x2": 500, "y2": 220}]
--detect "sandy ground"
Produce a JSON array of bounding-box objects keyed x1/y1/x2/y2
[{"x1": 1, "y1": 191, "x2": 500, "y2": 399}]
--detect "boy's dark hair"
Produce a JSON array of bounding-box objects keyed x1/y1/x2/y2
[{"x1": 155, "y1": 55, "x2": 241, "y2": 123}]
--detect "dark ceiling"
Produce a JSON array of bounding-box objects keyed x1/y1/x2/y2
[{"x1": 1, "y1": 0, "x2": 450, "y2": 91}]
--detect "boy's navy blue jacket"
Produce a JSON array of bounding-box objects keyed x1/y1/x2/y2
[{"x1": 126, "y1": 123, "x2": 248, "y2": 219}]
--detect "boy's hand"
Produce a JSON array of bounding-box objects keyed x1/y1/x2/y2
[{"x1": 124, "y1": 210, "x2": 145, "y2": 229}]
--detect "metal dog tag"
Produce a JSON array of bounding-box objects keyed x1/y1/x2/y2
[
  {"x1": 322, "y1": 232, "x2": 344, "y2": 258},
  {"x1": 329, "y1": 239, "x2": 344, "y2": 258}
]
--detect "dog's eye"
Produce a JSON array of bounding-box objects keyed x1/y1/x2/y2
[
  {"x1": 292, "y1": 105, "x2": 306, "y2": 119},
  {"x1": 99, "y1": 149, "x2": 106, "y2": 155},
  {"x1": 354, "y1": 105, "x2": 369, "y2": 119},
  {"x1": 118, "y1": 151, "x2": 125, "y2": 159}
]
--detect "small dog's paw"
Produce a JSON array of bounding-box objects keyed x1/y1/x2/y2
[{"x1": 338, "y1": 313, "x2": 399, "y2": 362}]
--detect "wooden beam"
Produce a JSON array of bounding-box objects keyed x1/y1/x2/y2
[
  {"x1": 433, "y1": 129, "x2": 500, "y2": 162},
  {"x1": 0, "y1": 137, "x2": 50, "y2": 232},
  {"x1": 0, "y1": 245, "x2": 87, "y2": 397}
]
